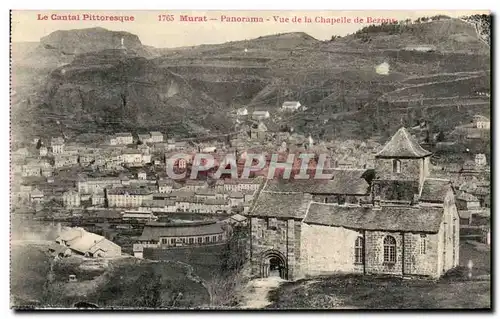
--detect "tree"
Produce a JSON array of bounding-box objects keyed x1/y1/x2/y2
[
  {"x1": 220, "y1": 227, "x2": 248, "y2": 272},
  {"x1": 436, "y1": 131, "x2": 445, "y2": 142},
  {"x1": 136, "y1": 267, "x2": 164, "y2": 308},
  {"x1": 205, "y1": 270, "x2": 244, "y2": 308},
  {"x1": 203, "y1": 227, "x2": 250, "y2": 308}
]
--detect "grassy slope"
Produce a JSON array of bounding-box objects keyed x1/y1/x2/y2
[
  {"x1": 168, "y1": 19, "x2": 490, "y2": 141},
  {"x1": 266, "y1": 240, "x2": 491, "y2": 309},
  {"x1": 10, "y1": 244, "x2": 209, "y2": 309},
  {"x1": 11, "y1": 19, "x2": 490, "y2": 144}
]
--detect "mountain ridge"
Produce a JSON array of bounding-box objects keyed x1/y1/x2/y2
[{"x1": 11, "y1": 18, "x2": 490, "y2": 144}]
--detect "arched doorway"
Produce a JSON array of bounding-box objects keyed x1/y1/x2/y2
[{"x1": 260, "y1": 250, "x2": 287, "y2": 280}]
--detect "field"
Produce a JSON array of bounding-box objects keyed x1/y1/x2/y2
[
  {"x1": 266, "y1": 240, "x2": 491, "y2": 309},
  {"x1": 11, "y1": 243, "x2": 209, "y2": 309},
  {"x1": 144, "y1": 244, "x2": 226, "y2": 280}
]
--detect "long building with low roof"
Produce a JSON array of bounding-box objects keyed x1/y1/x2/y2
[{"x1": 134, "y1": 220, "x2": 227, "y2": 258}]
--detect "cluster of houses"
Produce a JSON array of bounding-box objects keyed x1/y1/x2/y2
[
  {"x1": 11, "y1": 120, "x2": 383, "y2": 216},
  {"x1": 235, "y1": 100, "x2": 306, "y2": 122},
  {"x1": 12, "y1": 131, "x2": 192, "y2": 179},
  {"x1": 433, "y1": 151, "x2": 491, "y2": 226},
  {"x1": 110, "y1": 131, "x2": 164, "y2": 146},
  {"x1": 13, "y1": 168, "x2": 262, "y2": 220},
  {"x1": 452, "y1": 114, "x2": 491, "y2": 140}
]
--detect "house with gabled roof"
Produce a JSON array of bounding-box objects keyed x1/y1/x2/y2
[
  {"x1": 56, "y1": 227, "x2": 121, "y2": 258},
  {"x1": 137, "y1": 133, "x2": 152, "y2": 144},
  {"x1": 252, "y1": 110, "x2": 270, "y2": 121},
  {"x1": 281, "y1": 101, "x2": 302, "y2": 111},
  {"x1": 249, "y1": 127, "x2": 459, "y2": 280},
  {"x1": 113, "y1": 132, "x2": 133, "y2": 145},
  {"x1": 150, "y1": 131, "x2": 164, "y2": 143},
  {"x1": 250, "y1": 122, "x2": 268, "y2": 140},
  {"x1": 473, "y1": 115, "x2": 490, "y2": 129}
]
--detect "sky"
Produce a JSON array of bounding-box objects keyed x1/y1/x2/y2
[{"x1": 11, "y1": 10, "x2": 489, "y2": 48}]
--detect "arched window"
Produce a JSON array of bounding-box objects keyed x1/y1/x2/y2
[
  {"x1": 383, "y1": 236, "x2": 397, "y2": 263},
  {"x1": 392, "y1": 159, "x2": 401, "y2": 173},
  {"x1": 354, "y1": 237, "x2": 364, "y2": 264}
]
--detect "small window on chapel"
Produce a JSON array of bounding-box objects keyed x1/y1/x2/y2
[
  {"x1": 393, "y1": 159, "x2": 401, "y2": 173},
  {"x1": 268, "y1": 218, "x2": 277, "y2": 230},
  {"x1": 420, "y1": 234, "x2": 427, "y2": 254}
]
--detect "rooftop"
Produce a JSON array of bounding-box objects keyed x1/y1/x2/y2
[
  {"x1": 304, "y1": 202, "x2": 444, "y2": 233},
  {"x1": 230, "y1": 214, "x2": 247, "y2": 222},
  {"x1": 139, "y1": 221, "x2": 225, "y2": 240},
  {"x1": 229, "y1": 191, "x2": 244, "y2": 198},
  {"x1": 420, "y1": 178, "x2": 452, "y2": 203},
  {"x1": 115, "y1": 132, "x2": 132, "y2": 137},
  {"x1": 251, "y1": 191, "x2": 312, "y2": 219},
  {"x1": 282, "y1": 101, "x2": 301, "y2": 107},
  {"x1": 264, "y1": 169, "x2": 371, "y2": 195},
  {"x1": 376, "y1": 127, "x2": 432, "y2": 158},
  {"x1": 473, "y1": 115, "x2": 490, "y2": 122},
  {"x1": 456, "y1": 191, "x2": 479, "y2": 202},
  {"x1": 51, "y1": 137, "x2": 65, "y2": 145},
  {"x1": 107, "y1": 187, "x2": 154, "y2": 196}
]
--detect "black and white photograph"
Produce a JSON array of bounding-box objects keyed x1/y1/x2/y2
[{"x1": 9, "y1": 10, "x2": 491, "y2": 310}]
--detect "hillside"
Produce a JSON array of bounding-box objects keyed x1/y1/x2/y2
[
  {"x1": 11, "y1": 18, "x2": 490, "y2": 144},
  {"x1": 11, "y1": 244, "x2": 209, "y2": 309},
  {"x1": 334, "y1": 18, "x2": 489, "y2": 54}
]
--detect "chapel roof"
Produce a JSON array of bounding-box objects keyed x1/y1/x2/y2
[
  {"x1": 303, "y1": 202, "x2": 443, "y2": 233},
  {"x1": 376, "y1": 127, "x2": 432, "y2": 158}
]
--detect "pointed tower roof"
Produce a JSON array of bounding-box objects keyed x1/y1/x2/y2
[{"x1": 376, "y1": 127, "x2": 432, "y2": 158}]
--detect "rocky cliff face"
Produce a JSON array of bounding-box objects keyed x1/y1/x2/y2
[{"x1": 40, "y1": 51, "x2": 233, "y2": 133}]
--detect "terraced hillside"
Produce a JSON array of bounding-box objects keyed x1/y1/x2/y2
[{"x1": 11, "y1": 17, "x2": 490, "y2": 144}]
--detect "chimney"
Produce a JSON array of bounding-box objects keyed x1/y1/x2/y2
[{"x1": 373, "y1": 196, "x2": 381, "y2": 209}]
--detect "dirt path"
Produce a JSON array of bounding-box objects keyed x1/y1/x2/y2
[{"x1": 239, "y1": 277, "x2": 285, "y2": 309}]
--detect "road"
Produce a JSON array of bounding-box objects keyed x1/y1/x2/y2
[{"x1": 239, "y1": 277, "x2": 284, "y2": 309}]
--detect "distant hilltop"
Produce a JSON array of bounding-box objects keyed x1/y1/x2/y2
[{"x1": 40, "y1": 27, "x2": 143, "y2": 55}]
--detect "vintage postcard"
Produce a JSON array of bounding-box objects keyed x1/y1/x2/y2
[{"x1": 10, "y1": 10, "x2": 491, "y2": 310}]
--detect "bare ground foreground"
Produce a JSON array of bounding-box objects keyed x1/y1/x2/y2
[
  {"x1": 10, "y1": 242, "x2": 209, "y2": 309},
  {"x1": 264, "y1": 241, "x2": 491, "y2": 309},
  {"x1": 239, "y1": 277, "x2": 285, "y2": 309},
  {"x1": 11, "y1": 239, "x2": 490, "y2": 309}
]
